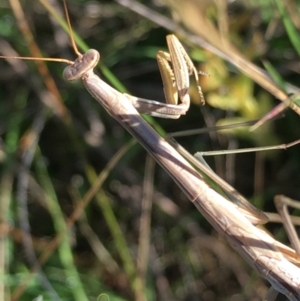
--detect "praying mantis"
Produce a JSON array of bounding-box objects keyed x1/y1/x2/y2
[{"x1": 1, "y1": 0, "x2": 300, "y2": 300}]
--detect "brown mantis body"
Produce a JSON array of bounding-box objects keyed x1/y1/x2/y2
[{"x1": 63, "y1": 46, "x2": 300, "y2": 301}]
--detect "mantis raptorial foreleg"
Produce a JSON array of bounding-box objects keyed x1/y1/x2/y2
[
  {"x1": 165, "y1": 34, "x2": 205, "y2": 106},
  {"x1": 125, "y1": 34, "x2": 205, "y2": 119}
]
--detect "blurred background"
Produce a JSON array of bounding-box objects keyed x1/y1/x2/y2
[{"x1": 0, "y1": 0, "x2": 300, "y2": 300}]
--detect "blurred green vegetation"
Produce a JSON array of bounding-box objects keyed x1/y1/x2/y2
[{"x1": 0, "y1": 0, "x2": 300, "y2": 300}]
